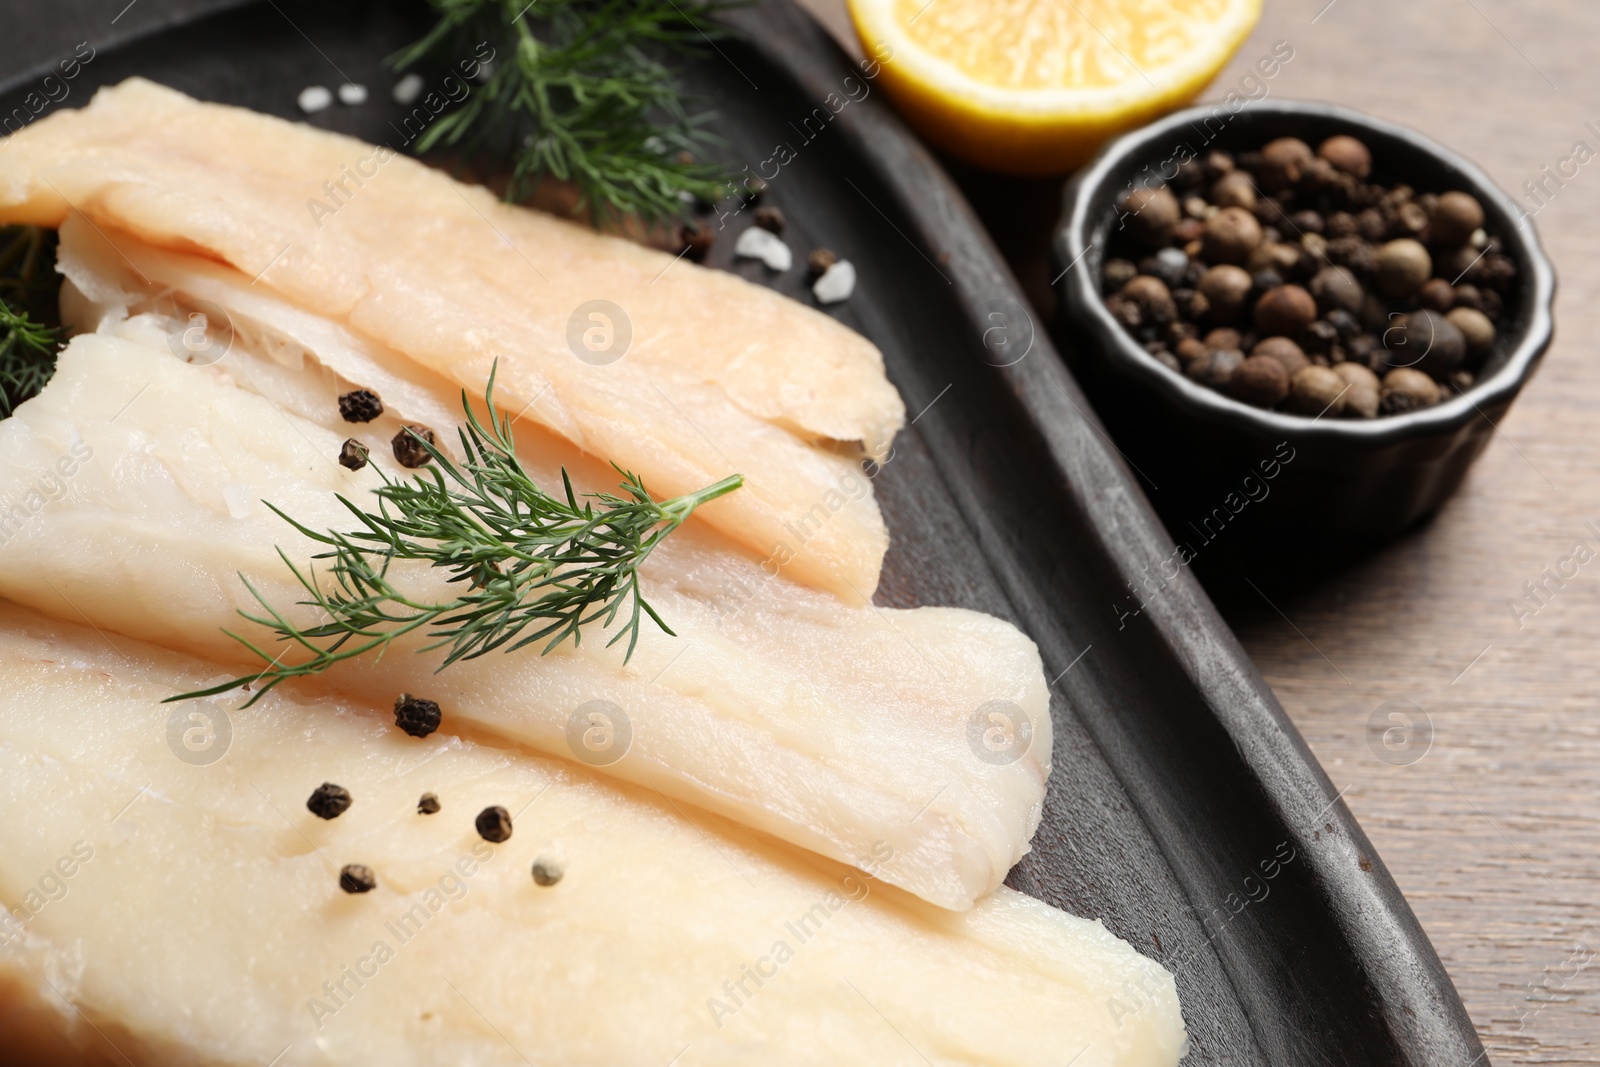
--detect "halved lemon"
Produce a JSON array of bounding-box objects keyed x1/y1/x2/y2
[{"x1": 849, "y1": 0, "x2": 1263, "y2": 175}]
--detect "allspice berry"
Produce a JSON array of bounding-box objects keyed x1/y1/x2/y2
[
  {"x1": 1381, "y1": 367, "x2": 1442, "y2": 414},
  {"x1": 1211, "y1": 170, "x2": 1257, "y2": 211},
  {"x1": 1387, "y1": 308, "x2": 1466, "y2": 377},
  {"x1": 1203, "y1": 327, "x2": 1243, "y2": 352},
  {"x1": 1308, "y1": 265, "x2": 1363, "y2": 315},
  {"x1": 1174, "y1": 337, "x2": 1207, "y2": 364},
  {"x1": 1197, "y1": 264, "x2": 1253, "y2": 321},
  {"x1": 1186, "y1": 347, "x2": 1243, "y2": 388},
  {"x1": 1317, "y1": 135, "x2": 1372, "y2": 179},
  {"x1": 1122, "y1": 275, "x2": 1176, "y2": 324},
  {"x1": 1251, "y1": 336, "x2": 1309, "y2": 377},
  {"x1": 1202, "y1": 207, "x2": 1263, "y2": 265},
  {"x1": 1254, "y1": 284, "x2": 1318, "y2": 337},
  {"x1": 1122, "y1": 186, "x2": 1181, "y2": 247},
  {"x1": 1258, "y1": 138, "x2": 1314, "y2": 192},
  {"x1": 1335, "y1": 362, "x2": 1381, "y2": 419},
  {"x1": 1430, "y1": 191, "x2": 1484, "y2": 248},
  {"x1": 1231, "y1": 354, "x2": 1290, "y2": 407},
  {"x1": 1374, "y1": 239, "x2": 1432, "y2": 298},
  {"x1": 1288, "y1": 365, "x2": 1348, "y2": 416},
  {"x1": 1418, "y1": 278, "x2": 1456, "y2": 312},
  {"x1": 1446, "y1": 306, "x2": 1497, "y2": 361}
]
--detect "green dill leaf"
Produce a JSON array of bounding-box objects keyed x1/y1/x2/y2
[
  {"x1": 171, "y1": 363, "x2": 743, "y2": 707},
  {"x1": 391, "y1": 0, "x2": 741, "y2": 225},
  {"x1": 0, "y1": 226, "x2": 62, "y2": 418}
]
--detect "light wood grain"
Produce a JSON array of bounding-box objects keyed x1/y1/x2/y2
[{"x1": 797, "y1": 0, "x2": 1600, "y2": 1061}]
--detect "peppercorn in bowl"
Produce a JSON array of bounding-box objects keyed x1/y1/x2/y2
[{"x1": 1053, "y1": 101, "x2": 1554, "y2": 568}]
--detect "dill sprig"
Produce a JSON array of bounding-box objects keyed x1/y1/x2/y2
[
  {"x1": 0, "y1": 226, "x2": 61, "y2": 417},
  {"x1": 392, "y1": 0, "x2": 739, "y2": 225},
  {"x1": 172, "y1": 367, "x2": 742, "y2": 707}
]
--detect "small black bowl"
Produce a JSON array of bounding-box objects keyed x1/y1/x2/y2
[{"x1": 1052, "y1": 101, "x2": 1555, "y2": 579}]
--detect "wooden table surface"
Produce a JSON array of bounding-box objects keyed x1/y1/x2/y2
[{"x1": 796, "y1": 1, "x2": 1598, "y2": 1062}]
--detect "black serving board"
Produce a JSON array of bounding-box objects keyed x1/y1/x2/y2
[{"x1": 0, "y1": 2, "x2": 1484, "y2": 1062}]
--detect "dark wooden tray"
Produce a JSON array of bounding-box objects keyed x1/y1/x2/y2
[{"x1": 0, "y1": 1, "x2": 1484, "y2": 1062}]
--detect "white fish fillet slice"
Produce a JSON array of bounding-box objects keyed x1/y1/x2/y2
[
  {"x1": 0, "y1": 321, "x2": 1048, "y2": 912},
  {"x1": 0, "y1": 77, "x2": 904, "y2": 604},
  {"x1": 0, "y1": 602, "x2": 1185, "y2": 1066}
]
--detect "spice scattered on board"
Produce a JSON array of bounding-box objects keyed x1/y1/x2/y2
[
  {"x1": 417, "y1": 792, "x2": 441, "y2": 816},
  {"x1": 394, "y1": 693, "x2": 442, "y2": 739},
  {"x1": 1104, "y1": 135, "x2": 1516, "y2": 418},
  {"x1": 306, "y1": 782, "x2": 353, "y2": 820}
]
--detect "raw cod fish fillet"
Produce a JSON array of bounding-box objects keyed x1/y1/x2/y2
[
  {"x1": 0, "y1": 77, "x2": 905, "y2": 604},
  {"x1": 0, "y1": 603, "x2": 1187, "y2": 1066},
  {"x1": 0, "y1": 243, "x2": 1051, "y2": 912}
]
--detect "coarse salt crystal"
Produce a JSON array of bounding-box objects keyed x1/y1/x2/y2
[
  {"x1": 812, "y1": 260, "x2": 857, "y2": 304},
  {"x1": 337, "y1": 83, "x2": 368, "y2": 106},
  {"x1": 297, "y1": 86, "x2": 333, "y2": 114},
  {"x1": 392, "y1": 73, "x2": 424, "y2": 106},
  {"x1": 734, "y1": 226, "x2": 792, "y2": 272}
]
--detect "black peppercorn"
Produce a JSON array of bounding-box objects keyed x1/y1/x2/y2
[
  {"x1": 392, "y1": 425, "x2": 436, "y2": 469},
  {"x1": 417, "y1": 792, "x2": 441, "y2": 815},
  {"x1": 753, "y1": 207, "x2": 786, "y2": 234},
  {"x1": 678, "y1": 220, "x2": 714, "y2": 261},
  {"x1": 476, "y1": 805, "x2": 514, "y2": 844},
  {"x1": 394, "y1": 693, "x2": 442, "y2": 738},
  {"x1": 807, "y1": 247, "x2": 838, "y2": 277},
  {"x1": 339, "y1": 864, "x2": 377, "y2": 894},
  {"x1": 338, "y1": 438, "x2": 369, "y2": 471},
  {"x1": 307, "y1": 782, "x2": 353, "y2": 820},
  {"x1": 338, "y1": 389, "x2": 384, "y2": 424}
]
